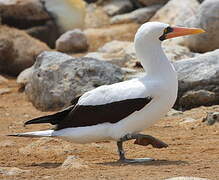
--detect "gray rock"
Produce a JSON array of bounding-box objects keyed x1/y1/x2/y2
[
  {"x1": 150, "y1": 0, "x2": 200, "y2": 26},
  {"x1": 203, "y1": 112, "x2": 219, "y2": 125},
  {"x1": 111, "y1": 5, "x2": 161, "y2": 24},
  {"x1": 56, "y1": 29, "x2": 89, "y2": 53},
  {"x1": 0, "y1": 25, "x2": 50, "y2": 76},
  {"x1": 0, "y1": 167, "x2": 30, "y2": 176},
  {"x1": 17, "y1": 67, "x2": 33, "y2": 92},
  {"x1": 166, "y1": 109, "x2": 183, "y2": 117},
  {"x1": 61, "y1": 156, "x2": 88, "y2": 169},
  {"x1": 137, "y1": 0, "x2": 169, "y2": 6},
  {"x1": 174, "y1": 49, "x2": 219, "y2": 109},
  {"x1": 180, "y1": 117, "x2": 197, "y2": 124},
  {"x1": 184, "y1": 0, "x2": 219, "y2": 52},
  {"x1": 165, "y1": 177, "x2": 209, "y2": 180},
  {"x1": 25, "y1": 51, "x2": 124, "y2": 111},
  {"x1": 103, "y1": 0, "x2": 133, "y2": 16},
  {"x1": 179, "y1": 90, "x2": 218, "y2": 109}
]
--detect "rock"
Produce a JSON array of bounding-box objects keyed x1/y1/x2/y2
[
  {"x1": 166, "y1": 109, "x2": 183, "y2": 117},
  {"x1": 84, "y1": 23, "x2": 139, "y2": 51},
  {"x1": 179, "y1": 90, "x2": 218, "y2": 109},
  {"x1": 85, "y1": 40, "x2": 134, "y2": 66},
  {"x1": 174, "y1": 49, "x2": 219, "y2": 110},
  {"x1": 111, "y1": 5, "x2": 161, "y2": 24},
  {"x1": 162, "y1": 43, "x2": 195, "y2": 62},
  {"x1": 17, "y1": 67, "x2": 33, "y2": 92},
  {"x1": 0, "y1": 88, "x2": 11, "y2": 95},
  {"x1": 85, "y1": 4, "x2": 110, "y2": 28},
  {"x1": 0, "y1": 167, "x2": 30, "y2": 176},
  {"x1": 180, "y1": 117, "x2": 197, "y2": 124},
  {"x1": 165, "y1": 177, "x2": 209, "y2": 180},
  {"x1": 56, "y1": 29, "x2": 89, "y2": 53},
  {"x1": 25, "y1": 51, "x2": 124, "y2": 111},
  {"x1": 183, "y1": 0, "x2": 219, "y2": 52},
  {"x1": 103, "y1": 0, "x2": 133, "y2": 16},
  {"x1": 0, "y1": 0, "x2": 58, "y2": 47},
  {"x1": 85, "y1": 52, "x2": 127, "y2": 66},
  {"x1": 99, "y1": 40, "x2": 131, "y2": 54},
  {"x1": 19, "y1": 137, "x2": 74, "y2": 158},
  {"x1": 0, "y1": 25, "x2": 50, "y2": 76},
  {"x1": 150, "y1": 0, "x2": 200, "y2": 26},
  {"x1": 0, "y1": 140, "x2": 15, "y2": 147},
  {"x1": 61, "y1": 156, "x2": 88, "y2": 169},
  {"x1": 26, "y1": 20, "x2": 60, "y2": 48},
  {"x1": 203, "y1": 112, "x2": 219, "y2": 125},
  {"x1": 0, "y1": 0, "x2": 50, "y2": 29},
  {"x1": 137, "y1": 0, "x2": 169, "y2": 6},
  {"x1": 0, "y1": 75, "x2": 8, "y2": 84}
]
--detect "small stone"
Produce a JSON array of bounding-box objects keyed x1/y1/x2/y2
[
  {"x1": 0, "y1": 88, "x2": 11, "y2": 95},
  {"x1": 0, "y1": 167, "x2": 30, "y2": 176},
  {"x1": 17, "y1": 66, "x2": 33, "y2": 92},
  {"x1": 167, "y1": 109, "x2": 183, "y2": 117},
  {"x1": 56, "y1": 29, "x2": 89, "y2": 53},
  {"x1": 61, "y1": 156, "x2": 88, "y2": 169},
  {"x1": 180, "y1": 117, "x2": 197, "y2": 124},
  {"x1": 203, "y1": 112, "x2": 219, "y2": 125}
]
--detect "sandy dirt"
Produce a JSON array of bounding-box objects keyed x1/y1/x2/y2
[{"x1": 0, "y1": 79, "x2": 218, "y2": 180}]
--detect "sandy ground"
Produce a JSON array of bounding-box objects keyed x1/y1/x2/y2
[{"x1": 0, "y1": 79, "x2": 218, "y2": 180}]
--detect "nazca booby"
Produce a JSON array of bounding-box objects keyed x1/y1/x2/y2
[{"x1": 9, "y1": 22, "x2": 205, "y2": 163}]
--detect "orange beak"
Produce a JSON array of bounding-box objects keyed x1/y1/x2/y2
[{"x1": 166, "y1": 26, "x2": 205, "y2": 39}]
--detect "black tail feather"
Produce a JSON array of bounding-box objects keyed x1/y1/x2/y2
[{"x1": 24, "y1": 105, "x2": 74, "y2": 126}]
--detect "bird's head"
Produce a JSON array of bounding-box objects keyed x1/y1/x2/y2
[{"x1": 134, "y1": 22, "x2": 205, "y2": 45}]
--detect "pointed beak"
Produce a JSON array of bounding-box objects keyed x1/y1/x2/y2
[{"x1": 166, "y1": 26, "x2": 205, "y2": 39}]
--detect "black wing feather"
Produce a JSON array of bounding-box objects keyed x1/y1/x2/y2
[{"x1": 55, "y1": 97, "x2": 152, "y2": 130}]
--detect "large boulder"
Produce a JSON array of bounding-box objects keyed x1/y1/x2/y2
[
  {"x1": 0, "y1": 0, "x2": 50, "y2": 28},
  {"x1": 184, "y1": 0, "x2": 219, "y2": 52},
  {"x1": 25, "y1": 51, "x2": 124, "y2": 111},
  {"x1": 0, "y1": 0, "x2": 59, "y2": 47},
  {"x1": 56, "y1": 29, "x2": 89, "y2": 53},
  {"x1": 174, "y1": 49, "x2": 219, "y2": 110},
  {"x1": 111, "y1": 5, "x2": 161, "y2": 24},
  {"x1": 0, "y1": 25, "x2": 50, "y2": 76},
  {"x1": 150, "y1": 0, "x2": 200, "y2": 26}
]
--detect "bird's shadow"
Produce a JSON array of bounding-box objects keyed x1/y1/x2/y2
[
  {"x1": 29, "y1": 162, "x2": 62, "y2": 168},
  {"x1": 98, "y1": 159, "x2": 188, "y2": 166}
]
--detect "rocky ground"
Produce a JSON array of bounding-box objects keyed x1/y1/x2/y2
[{"x1": 0, "y1": 79, "x2": 218, "y2": 180}]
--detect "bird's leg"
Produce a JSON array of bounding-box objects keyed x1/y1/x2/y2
[{"x1": 116, "y1": 133, "x2": 168, "y2": 163}]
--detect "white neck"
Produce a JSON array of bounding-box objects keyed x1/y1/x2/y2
[{"x1": 135, "y1": 39, "x2": 176, "y2": 77}]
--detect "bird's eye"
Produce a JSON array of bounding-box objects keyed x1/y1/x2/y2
[{"x1": 164, "y1": 28, "x2": 168, "y2": 34}]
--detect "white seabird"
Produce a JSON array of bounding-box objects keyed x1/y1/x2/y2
[{"x1": 9, "y1": 22, "x2": 205, "y2": 163}]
